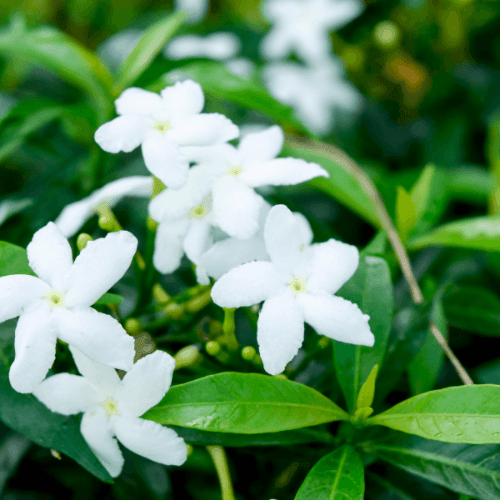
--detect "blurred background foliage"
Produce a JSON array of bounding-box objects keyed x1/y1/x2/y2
[{"x1": 1, "y1": 0, "x2": 500, "y2": 499}]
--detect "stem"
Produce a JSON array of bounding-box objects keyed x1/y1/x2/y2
[
  {"x1": 287, "y1": 135, "x2": 473, "y2": 386},
  {"x1": 206, "y1": 446, "x2": 236, "y2": 500}
]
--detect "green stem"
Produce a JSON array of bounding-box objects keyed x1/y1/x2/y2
[{"x1": 206, "y1": 446, "x2": 236, "y2": 500}]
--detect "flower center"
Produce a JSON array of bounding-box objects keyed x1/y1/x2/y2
[
  {"x1": 45, "y1": 290, "x2": 66, "y2": 308},
  {"x1": 189, "y1": 194, "x2": 212, "y2": 220},
  {"x1": 225, "y1": 165, "x2": 244, "y2": 178},
  {"x1": 101, "y1": 397, "x2": 120, "y2": 418},
  {"x1": 288, "y1": 276, "x2": 307, "y2": 295},
  {"x1": 152, "y1": 121, "x2": 171, "y2": 135}
]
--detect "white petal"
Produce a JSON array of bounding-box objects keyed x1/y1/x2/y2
[
  {"x1": 307, "y1": 239, "x2": 359, "y2": 295},
  {"x1": 113, "y1": 417, "x2": 187, "y2": 466},
  {"x1": 240, "y1": 158, "x2": 328, "y2": 188},
  {"x1": 238, "y1": 126, "x2": 283, "y2": 162},
  {"x1": 0, "y1": 275, "x2": 50, "y2": 322},
  {"x1": 160, "y1": 80, "x2": 204, "y2": 119},
  {"x1": 183, "y1": 219, "x2": 212, "y2": 266},
  {"x1": 257, "y1": 290, "x2": 304, "y2": 375},
  {"x1": 54, "y1": 199, "x2": 95, "y2": 239},
  {"x1": 142, "y1": 132, "x2": 189, "y2": 190},
  {"x1": 33, "y1": 373, "x2": 99, "y2": 415},
  {"x1": 264, "y1": 204, "x2": 309, "y2": 276},
  {"x1": 153, "y1": 220, "x2": 189, "y2": 274},
  {"x1": 294, "y1": 212, "x2": 313, "y2": 246},
  {"x1": 167, "y1": 114, "x2": 239, "y2": 146},
  {"x1": 64, "y1": 231, "x2": 137, "y2": 308},
  {"x1": 211, "y1": 261, "x2": 285, "y2": 308},
  {"x1": 213, "y1": 177, "x2": 264, "y2": 239},
  {"x1": 81, "y1": 408, "x2": 124, "y2": 478},
  {"x1": 69, "y1": 346, "x2": 122, "y2": 394},
  {"x1": 180, "y1": 143, "x2": 239, "y2": 164},
  {"x1": 9, "y1": 303, "x2": 57, "y2": 393},
  {"x1": 95, "y1": 115, "x2": 153, "y2": 153},
  {"x1": 118, "y1": 351, "x2": 176, "y2": 417},
  {"x1": 57, "y1": 308, "x2": 134, "y2": 371},
  {"x1": 297, "y1": 293, "x2": 374, "y2": 346},
  {"x1": 201, "y1": 235, "x2": 269, "y2": 280},
  {"x1": 260, "y1": 27, "x2": 293, "y2": 60},
  {"x1": 27, "y1": 222, "x2": 73, "y2": 290},
  {"x1": 115, "y1": 88, "x2": 163, "y2": 117}
]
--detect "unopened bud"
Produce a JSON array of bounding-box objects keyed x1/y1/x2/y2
[
  {"x1": 153, "y1": 284, "x2": 171, "y2": 304},
  {"x1": 185, "y1": 290, "x2": 213, "y2": 313},
  {"x1": 98, "y1": 214, "x2": 116, "y2": 232},
  {"x1": 147, "y1": 216, "x2": 158, "y2": 232},
  {"x1": 125, "y1": 318, "x2": 142, "y2": 335},
  {"x1": 318, "y1": 336, "x2": 330, "y2": 348},
  {"x1": 164, "y1": 302, "x2": 185, "y2": 320},
  {"x1": 373, "y1": 21, "x2": 401, "y2": 50},
  {"x1": 76, "y1": 233, "x2": 93, "y2": 251},
  {"x1": 174, "y1": 345, "x2": 202, "y2": 370},
  {"x1": 241, "y1": 346, "x2": 257, "y2": 361},
  {"x1": 341, "y1": 46, "x2": 364, "y2": 72},
  {"x1": 186, "y1": 444, "x2": 194, "y2": 457},
  {"x1": 206, "y1": 341, "x2": 221, "y2": 356}
]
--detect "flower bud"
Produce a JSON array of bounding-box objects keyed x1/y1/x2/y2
[
  {"x1": 124, "y1": 318, "x2": 142, "y2": 335},
  {"x1": 373, "y1": 21, "x2": 401, "y2": 50},
  {"x1": 147, "y1": 216, "x2": 158, "y2": 231},
  {"x1": 318, "y1": 336, "x2": 330, "y2": 348},
  {"x1": 174, "y1": 345, "x2": 202, "y2": 370},
  {"x1": 185, "y1": 290, "x2": 213, "y2": 313},
  {"x1": 153, "y1": 284, "x2": 171, "y2": 305},
  {"x1": 76, "y1": 233, "x2": 93, "y2": 251},
  {"x1": 241, "y1": 346, "x2": 257, "y2": 361},
  {"x1": 164, "y1": 302, "x2": 185, "y2": 320},
  {"x1": 98, "y1": 214, "x2": 116, "y2": 232},
  {"x1": 186, "y1": 444, "x2": 194, "y2": 457},
  {"x1": 205, "y1": 341, "x2": 221, "y2": 356}
]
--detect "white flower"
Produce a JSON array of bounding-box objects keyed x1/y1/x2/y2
[
  {"x1": 211, "y1": 205, "x2": 374, "y2": 375},
  {"x1": 184, "y1": 125, "x2": 328, "y2": 239},
  {"x1": 175, "y1": 0, "x2": 209, "y2": 24},
  {"x1": 0, "y1": 198, "x2": 32, "y2": 226},
  {"x1": 260, "y1": 0, "x2": 363, "y2": 62},
  {"x1": 34, "y1": 348, "x2": 187, "y2": 478},
  {"x1": 164, "y1": 32, "x2": 241, "y2": 61},
  {"x1": 55, "y1": 176, "x2": 153, "y2": 238},
  {"x1": 94, "y1": 80, "x2": 239, "y2": 190},
  {"x1": 0, "y1": 223, "x2": 136, "y2": 393},
  {"x1": 263, "y1": 59, "x2": 362, "y2": 135}
]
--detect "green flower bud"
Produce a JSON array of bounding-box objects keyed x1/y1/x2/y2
[
  {"x1": 174, "y1": 345, "x2": 202, "y2": 370},
  {"x1": 206, "y1": 341, "x2": 221, "y2": 356},
  {"x1": 241, "y1": 346, "x2": 257, "y2": 361},
  {"x1": 76, "y1": 233, "x2": 93, "y2": 251},
  {"x1": 373, "y1": 21, "x2": 401, "y2": 50},
  {"x1": 124, "y1": 318, "x2": 142, "y2": 335}
]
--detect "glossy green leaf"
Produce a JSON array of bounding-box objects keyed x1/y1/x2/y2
[
  {"x1": 0, "y1": 19, "x2": 113, "y2": 120},
  {"x1": 443, "y1": 286, "x2": 500, "y2": 336},
  {"x1": 407, "y1": 216, "x2": 500, "y2": 251},
  {"x1": 142, "y1": 372, "x2": 348, "y2": 433},
  {"x1": 0, "y1": 242, "x2": 34, "y2": 277},
  {"x1": 0, "y1": 368, "x2": 112, "y2": 482},
  {"x1": 295, "y1": 445, "x2": 364, "y2": 500},
  {"x1": 115, "y1": 12, "x2": 185, "y2": 93},
  {"x1": 369, "y1": 385, "x2": 500, "y2": 444},
  {"x1": 93, "y1": 292, "x2": 124, "y2": 306},
  {"x1": 335, "y1": 256, "x2": 393, "y2": 412},
  {"x1": 396, "y1": 186, "x2": 416, "y2": 241},
  {"x1": 368, "y1": 433, "x2": 500, "y2": 500},
  {"x1": 356, "y1": 364, "x2": 379, "y2": 411},
  {"x1": 366, "y1": 472, "x2": 419, "y2": 500}
]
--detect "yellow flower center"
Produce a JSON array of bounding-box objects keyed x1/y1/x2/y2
[
  {"x1": 288, "y1": 277, "x2": 307, "y2": 295},
  {"x1": 189, "y1": 194, "x2": 212, "y2": 220},
  {"x1": 45, "y1": 290, "x2": 66, "y2": 308},
  {"x1": 225, "y1": 165, "x2": 244, "y2": 178},
  {"x1": 101, "y1": 397, "x2": 120, "y2": 418},
  {"x1": 152, "y1": 121, "x2": 171, "y2": 135}
]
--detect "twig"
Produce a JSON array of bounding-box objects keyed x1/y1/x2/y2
[
  {"x1": 206, "y1": 446, "x2": 236, "y2": 500},
  {"x1": 287, "y1": 135, "x2": 473, "y2": 385}
]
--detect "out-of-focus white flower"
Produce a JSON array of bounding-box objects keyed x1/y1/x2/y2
[
  {"x1": 55, "y1": 176, "x2": 153, "y2": 238},
  {"x1": 175, "y1": 0, "x2": 209, "y2": 24},
  {"x1": 225, "y1": 57, "x2": 255, "y2": 78},
  {"x1": 95, "y1": 80, "x2": 239, "y2": 190},
  {"x1": 0, "y1": 199, "x2": 32, "y2": 226},
  {"x1": 262, "y1": 59, "x2": 362, "y2": 135},
  {"x1": 0, "y1": 223, "x2": 136, "y2": 393},
  {"x1": 165, "y1": 32, "x2": 241, "y2": 61},
  {"x1": 34, "y1": 348, "x2": 187, "y2": 478},
  {"x1": 211, "y1": 205, "x2": 374, "y2": 375},
  {"x1": 97, "y1": 29, "x2": 142, "y2": 72},
  {"x1": 184, "y1": 126, "x2": 327, "y2": 239},
  {"x1": 260, "y1": 0, "x2": 363, "y2": 62}
]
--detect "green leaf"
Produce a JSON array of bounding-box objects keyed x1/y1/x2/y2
[
  {"x1": 407, "y1": 216, "x2": 500, "y2": 251},
  {"x1": 335, "y1": 256, "x2": 393, "y2": 412},
  {"x1": 0, "y1": 368, "x2": 112, "y2": 482},
  {"x1": 115, "y1": 12, "x2": 185, "y2": 93},
  {"x1": 0, "y1": 433, "x2": 31, "y2": 495},
  {"x1": 162, "y1": 61, "x2": 307, "y2": 133},
  {"x1": 0, "y1": 242, "x2": 34, "y2": 277},
  {"x1": 369, "y1": 385, "x2": 500, "y2": 444},
  {"x1": 368, "y1": 433, "x2": 500, "y2": 500},
  {"x1": 396, "y1": 186, "x2": 416, "y2": 242},
  {"x1": 172, "y1": 426, "x2": 334, "y2": 447},
  {"x1": 408, "y1": 297, "x2": 447, "y2": 395},
  {"x1": 283, "y1": 145, "x2": 381, "y2": 227},
  {"x1": 356, "y1": 364, "x2": 379, "y2": 411},
  {"x1": 443, "y1": 285, "x2": 500, "y2": 336},
  {"x1": 0, "y1": 19, "x2": 113, "y2": 120},
  {"x1": 142, "y1": 372, "x2": 348, "y2": 433},
  {"x1": 93, "y1": 293, "x2": 124, "y2": 306},
  {"x1": 295, "y1": 445, "x2": 364, "y2": 500}
]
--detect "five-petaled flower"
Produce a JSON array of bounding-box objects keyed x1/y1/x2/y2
[
  {"x1": 94, "y1": 80, "x2": 239, "y2": 190},
  {"x1": 0, "y1": 222, "x2": 136, "y2": 393},
  {"x1": 34, "y1": 347, "x2": 187, "y2": 478},
  {"x1": 211, "y1": 205, "x2": 374, "y2": 375}
]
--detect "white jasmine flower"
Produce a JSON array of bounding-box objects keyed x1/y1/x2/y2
[
  {"x1": 260, "y1": 0, "x2": 363, "y2": 62},
  {"x1": 34, "y1": 348, "x2": 187, "y2": 478},
  {"x1": 175, "y1": 0, "x2": 209, "y2": 24},
  {"x1": 0, "y1": 198, "x2": 32, "y2": 226},
  {"x1": 263, "y1": 59, "x2": 362, "y2": 135},
  {"x1": 0, "y1": 223, "x2": 136, "y2": 393},
  {"x1": 55, "y1": 176, "x2": 153, "y2": 238},
  {"x1": 225, "y1": 58, "x2": 255, "y2": 78},
  {"x1": 184, "y1": 126, "x2": 328, "y2": 239},
  {"x1": 94, "y1": 80, "x2": 239, "y2": 190},
  {"x1": 211, "y1": 205, "x2": 374, "y2": 375},
  {"x1": 164, "y1": 32, "x2": 241, "y2": 61}
]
